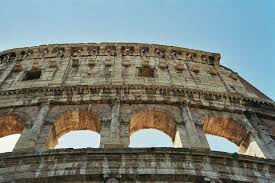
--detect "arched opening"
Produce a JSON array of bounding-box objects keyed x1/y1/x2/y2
[
  {"x1": 0, "y1": 115, "x2": 24, "y2": 153},
  {"x1": 47, "y1": 111, "x2": 101, "y2": 149},
  {"x1": 0, "y1": 134, "x2": 21, "y2": 153},
  {"x1": 129, "y1": 111, "x2": 176, "y2": 147},
  {"x1": 130, "y1": 129, "x2": 173, "y2": 147},
  {"x1": 206, "y1": 134, "x2": 238, "y2": 153},
  {"x1": 55, "y1": 130, "x2": 100, "y2": 148},
  {"x1": 202, "y1": 115, "x2": 258, "y2": 156}
]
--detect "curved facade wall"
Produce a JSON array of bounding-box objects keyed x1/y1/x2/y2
[{"x1": 0, "y1": 43, "x2": 274, "y2": 182}]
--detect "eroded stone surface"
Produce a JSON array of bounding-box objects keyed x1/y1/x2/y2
[
  {"x1": 0, "y1": 115, "x2": 24, "y2": 138},
  {"x1": 0, "y1": 148, "x2": 274, "y2": 183}
]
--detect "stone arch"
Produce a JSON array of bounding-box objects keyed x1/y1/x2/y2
[
  {"x1": 47, "y1": 104, "x2": 111, "y2": 124},
  {"x1": 0, "y1": 114, "x2": 25, "y2": 138},
  {"x1": 0, "y1": 114, "x2": 26, "y2": 153},
  {"x1": 198, "y1": 112, "x2": 269, "y2": 158},
  {"x1": 129, "y1": 110, "x2": 177, "y2": 142},
  {"x1": 47, "y1": 111, "x2": 102, "y2": 149},
  {"x1": 123, "y1": 104, "x2": 182, "y2": 124},
  {"x1": 202, "y1": 115, "x2": 250, "y2": 147}
]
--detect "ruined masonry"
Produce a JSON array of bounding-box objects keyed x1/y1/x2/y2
[{"x1": 0, "y1": 42, "x2": 274, "y2": 182}]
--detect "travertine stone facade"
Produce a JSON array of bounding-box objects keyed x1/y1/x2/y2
[
  {"x1": 0, "y1": 43, "x2": 274, "y2": 182},
  {"x1": 1, "y1": 148, "x2": 274, "y2": 183}
]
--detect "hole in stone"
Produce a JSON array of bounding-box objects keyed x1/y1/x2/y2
[
  {"x1": 72, "y1": 59, "x2": 79, "y2": 67},
  {"x1": 138, "y1": 67, "x2": 155, "y2": 77},
  {"x1": 9, "y1": 52, "x2": 16, "y2": 60},
  {"x1": 20, "y1": 51, "x2": 26, "y2": 56},
  {"x1": 206, "y1": 134, "x2": 239, "y2": 153},
  {"x1": 55, "y1": 130, "x2": 100, "y2": 149},
  {"x1": 22, "y1": 70, "x2": 41, "y2": 81},
  {"x1": 0, "y1": 134, "x2": 20, "y2": 153},
  {"x1": 129, "y1": 129, "x2": 173, "y2": 148}
]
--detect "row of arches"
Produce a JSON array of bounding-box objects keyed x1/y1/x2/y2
[
  {"x1": 0, "y1": 130, "x2": 237, "y2": 153},
  {"x1": 0, "y1": 109, "x2": 263, "y2": 157}
]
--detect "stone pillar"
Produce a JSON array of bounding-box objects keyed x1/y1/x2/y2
[
  {"x1": 100, "y1": 119, "x2": 111, "y2": 148},
  {"x1": 195, "y1": 123, "x2": 210, "y2": 149},
  {"x1": 181, "y1": 105, "x2": 210, "y2": 149},
  {"x1": 34, "y1": 123, "x2": 56, "y2": 151},
  {"x1": 243, "y1": 112, "x2": 275, "y2": 159},
  {"x1": 13, "y1": 103, "x2": 50, "y2": 152},
  {"x1": 120, "y1": 120, "x2": 129, "y2": 147},
  {"x1": 101, "y1": 100, "x2": 128, "y2": 148},
  {"x1": 110, "y1": 100, "x2": 121, "y2": 143}
]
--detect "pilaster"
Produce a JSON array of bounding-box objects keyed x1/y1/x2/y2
[
  {"x1": 243, "y1": 112, "x2": 275, "y2": 159},
  {"x1": 101, "y1": 100, "x2": 128, "y2": 148},
  {"x1": 181, "y1": 105, "x2": 210, "y2": 149},
  {"x1": 0, "y1": 62, "x2": 15, "y2": 86},
  {"x1": 34, "y1": 123, "x2": 56, "y2": 151},
  {"x1": 174, "y1": 122, "x2": 190, "y2": 148},
  {"x1": 100, "y1": 119, "x2": 111, "y2": 148},
  {"x1": 13, "y1": 103, "x2": 50, "y2": 152}
]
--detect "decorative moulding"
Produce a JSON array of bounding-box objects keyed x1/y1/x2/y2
[
  {"x1": 175, "y1": 63, "x2": 185, "y2": 71},
  {"x1": 105, "y1": 58, "x2": 113, "y2": 66},
  {"x1": 32, "y1": 61, "x2": 39, "y2": 70},
  {"x1": 13, "y1": 64, "x2": 22, "y2": 72},
  {"x1": 88, "y1": 59, "x2": 96, "y2": 67},
  {"x1": 122, "y1": 59, "x2": 131, "y2": 67},
  {"x1": 208, "y1": 67, "x2": 218, "y2": 75},
  {"x1": 159, "y1": 60, "x2": 168, "y2": 69},
  {"x1": 141, "y1": 59, "x2": 149, "y2": 67},
  {"x1": 191, "y1": 65, "x2": 200, "y2": 73}
]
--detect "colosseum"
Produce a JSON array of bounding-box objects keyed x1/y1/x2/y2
[{"x1": 0, "y1": 42, "x2": 274, "y2": 182}]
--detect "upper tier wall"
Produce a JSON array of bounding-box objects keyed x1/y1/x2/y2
[{"x1": 0, "y1": 43, "x2": 273, "y2": 105}]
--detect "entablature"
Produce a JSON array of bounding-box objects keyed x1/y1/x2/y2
[{"x1": 0, "y1": 85, "x2": 274, "y2": 116}]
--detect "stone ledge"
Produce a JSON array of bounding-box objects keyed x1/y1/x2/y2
[
  {"x1": 0, "y1": 148, "x2": 274, "y2": 182},
  {"x1": 1, "y1": 147, "x2": 274, "y2": 166},
  {"x1": 0, "y1": 85, "x2": 273, "y2": 107}
]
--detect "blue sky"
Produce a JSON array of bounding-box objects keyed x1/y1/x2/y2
[{"x1": 0, "y1": 0, "x2": 274, "y2": 153}]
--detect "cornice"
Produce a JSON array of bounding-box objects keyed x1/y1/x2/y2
[{"x1": 0, "y1": 42, "x2": 221, "y2": 66}]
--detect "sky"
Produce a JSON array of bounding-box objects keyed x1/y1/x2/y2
[{"x1": 0, "y1": 0, "x2": 274, "y2": 153}]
